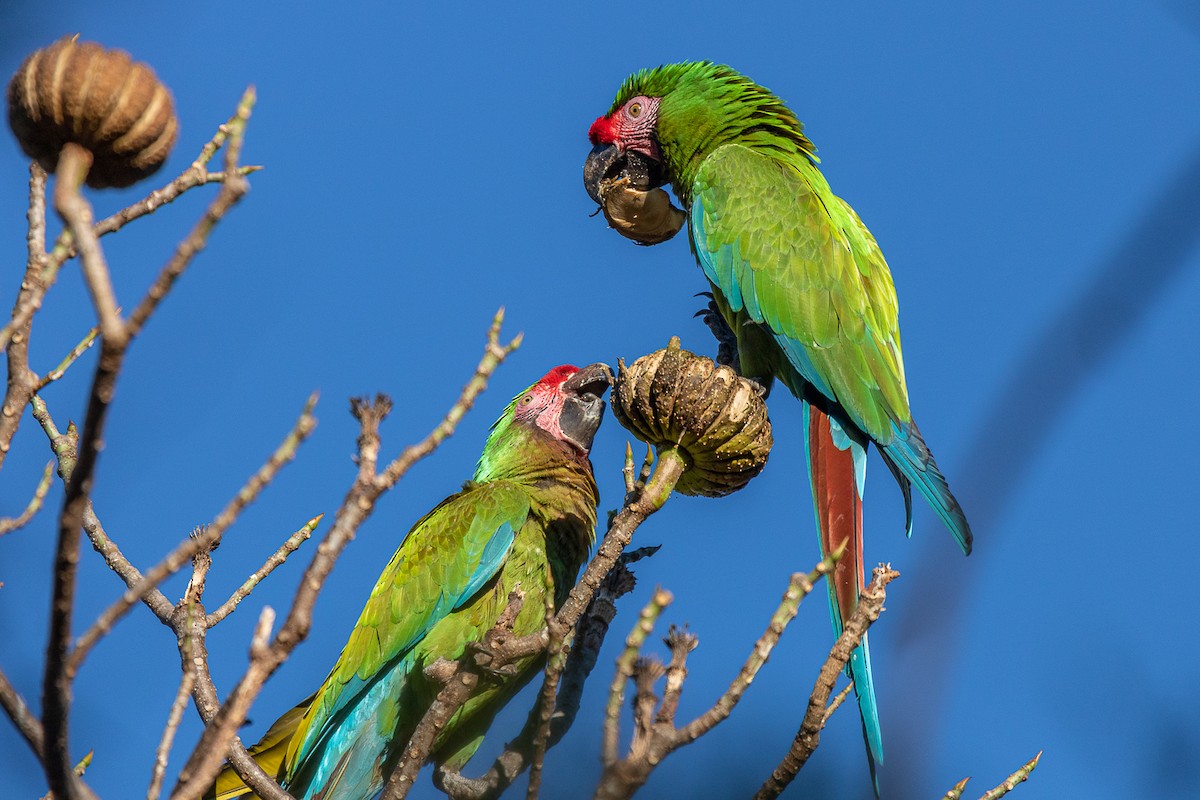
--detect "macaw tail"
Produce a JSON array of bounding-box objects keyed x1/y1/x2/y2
[
  {"x1": 206, "y1": 696, "x2": 312, "y2": 800},
  {"x1": 879, "y1": 419, "x2": 973, "y2": 555},
  {"x1": 803, "y1": 402, "x2": 883, "y2": 792}
]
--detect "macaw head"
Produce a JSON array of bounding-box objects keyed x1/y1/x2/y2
[
  {"x1": 583, "y1": 95, "x2": 668, "y2": 207},
  {"x1": 512, "y1": 363, "x2": 613, "y2": 455},
  {"x1": 583, "y1": 62, "x2": 815, "y2": 207}
]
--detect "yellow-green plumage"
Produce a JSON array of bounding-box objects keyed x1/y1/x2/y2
[{"x1": 209, "y1": 365, "x2": 606, "y2": 800}]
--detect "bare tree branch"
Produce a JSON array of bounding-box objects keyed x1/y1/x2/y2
[
  {"x1": 592, "y1": 554, "x2": 844, "y2": 800},
  {"x1": 0, "y1": 460, "x2": 53, "y2": 536},
  {"x1": 148, "y1": 670, "x2": 196, "y2": 800},
  {"x1": 434, "y1": 548, "x2": 657, "y2": 800},
  {"x1": 36, "y1": 84, "x2": 257, "y2": 800},
  {"x1": 752, "y1": 565, "x2": 900, "y2": 800},
  {"x1": 382, "y1": 589, "x2": 529, "y2": 800},
  {"x1": 602, "y1": 588, "x2": 674, "y2": 768},
  {"x1": 977, "y1": 751, "x2": 1042, "y2": 800},
  {"x1": 0, "y1": 666, "x2": 44, "y2": 761},
  {"x1": 0, "y1": 101, "x2": 264, "y2": 355},
  {"x1": 206, "y1": 514, "x2": 324, "y2": 626},
  {"x1": 30, "y1": 394, "x2": 175, "y2": 622},
  {"x1": 35, "y1": 327, "x2": 99, "y2": 391},
  {"x1": 0, "y1": 164, "x2": 49, "y2": 471},
  {"x1": 524, "y1": 569, "x2": 561, "y2": 800},
  {"x1": 822, "y1": 681, "x2": 854, "y2": 726}
]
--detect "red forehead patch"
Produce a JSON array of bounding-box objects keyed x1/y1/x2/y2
[
  {"x1": 588, "y1": 114, "x2": 616, "y2": 145},
  {"x1": 537, "y1": 365, "x2": 579, "y2": 389}
]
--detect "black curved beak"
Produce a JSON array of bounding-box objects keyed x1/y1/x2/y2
[
  {"x1": 560, "y1": 362, "x2": 613, "y2": 454},
  {"x1": 583, "y1": 144, "x2": 667, "y2": 205}
]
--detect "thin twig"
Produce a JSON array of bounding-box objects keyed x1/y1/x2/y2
[
  {"x1": 199, "y1": 389, "x2": 318, "y2": 559},
  {"x1": 602, "y1": 588, "x2": 673, "y2": 767},
  {"x1": 35, "y1": 327, "x2": 99, "y2": 390},
  {"x1": 376, "y1": 308, "x2": 522, "y2": 491},
  {"x1": 126, "y1": 87, "x2": 255, "y2": 337},
  {"x1": 206, "y1": 514, "x2": 324, "y2": 626},
  {"x1": 30, "y1": 394, "x2": 175, "y2": 622},
  {"x1": 822, "y1": 681, "x2": 854, "y2": 726},
  {"x1": 0, "y1": 666, "x2": 45, "y2": 760},
  {"x1": 0, "y1": 461, "x2": 54, "y2": 536},
  {"x1": 525, "y1": 573, "x2": 562, "y2": 800},
  {"x1": 977, "y1": 751, "x2": 1042, "y2": 800},
  {"x1": 65, "y1": 392, "x2": 315, "y2": 680},
  {"x1": 38, "y1": 752, "x2": 94, "y2": 800},
  {"x1": 678, "y1": 555, "x2": 842, "y2": 744},
  {"x1": 942, "y1": 777, "x2": 971, "y2": 800},
  {"x1": 0, "y1": 164, "x2": 49, "y2": 471},
  {"x1": 147, "y1": 670, "x2": 196, "y2": 800}
]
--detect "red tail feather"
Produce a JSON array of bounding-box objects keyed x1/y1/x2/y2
[{"x1": 808, "y1": 408, "x2": 863, "y2": 627}]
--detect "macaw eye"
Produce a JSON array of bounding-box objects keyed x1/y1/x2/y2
[
  {"x1": 627, "y1": 101, "x2": 643, "y2": 119},
  {"x1": 522, "y1": 395, "x2": 533, "y2": 405}
]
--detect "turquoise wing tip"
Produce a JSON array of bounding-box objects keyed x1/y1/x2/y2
[{"x1": 882, "y1": 421, "x2": 973, "y2": 555}]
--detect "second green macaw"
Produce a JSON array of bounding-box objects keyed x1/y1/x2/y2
[
  {"x1": 208, "y1": 363, "x2": 612, "y2": 800},
  {"x1": 584, "y1": 61, "x2": 973, "y2": 788}
]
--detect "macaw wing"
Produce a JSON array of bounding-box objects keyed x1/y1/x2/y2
[
  {"x1": 285, "y1": 481, "x2": 529, "y2": 772},
  {"x1": 690, "y1": 143, "x2": 911, "y2": 444}
]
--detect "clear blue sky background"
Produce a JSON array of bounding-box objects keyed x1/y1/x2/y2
[{"x1": 2, "y1": 2, "x2": 1199, "y2": 798}]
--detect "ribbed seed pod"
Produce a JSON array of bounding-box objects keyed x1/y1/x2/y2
[
  {"x1": 7, "y1": 36, "x2": 178, "y2": 188},
  {"x1": 612, "y1": 337, "x2": 772, "y2": 497}
]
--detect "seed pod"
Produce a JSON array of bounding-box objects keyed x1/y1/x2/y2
[
  {"x1": 599, "y1": 179, "x2": 685, "y2": 246},
  {"x1": 7, "y1": 36, "x2": 178, "y2": 188},
  {"x1": 612, "y1": 337, "x2": 772, "y2": 497}
]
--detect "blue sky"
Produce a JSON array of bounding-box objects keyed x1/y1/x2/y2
[{"x1": 2, "y1": 2, "x2": 1199, "y2": 798}]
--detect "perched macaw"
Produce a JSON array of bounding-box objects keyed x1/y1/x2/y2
[
  {"x1": 208, "y1": 364, "x2": 613, "y2": 800},
  {"x1": 584, "y1": 62, "x2": 973, "y2": 789}
]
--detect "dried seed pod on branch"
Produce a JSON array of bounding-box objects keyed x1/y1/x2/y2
[
  {"x1": 612, "y1": 336, "x2": 772, "y2": 496},
  {"x1": 8, "y1": 35, "x2": 178, "y2": 189}
]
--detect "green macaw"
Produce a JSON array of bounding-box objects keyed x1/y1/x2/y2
[
  {"x1": 584, "y1": 62, "x2": 973, "y2": 789},
  {"x1": 209, "y1": 363, "x2": 612, "y2": 800}
]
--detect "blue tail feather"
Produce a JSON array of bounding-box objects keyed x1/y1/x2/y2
[{"x1": 881, "y1": 420, "x2": 972, "y2": 555}]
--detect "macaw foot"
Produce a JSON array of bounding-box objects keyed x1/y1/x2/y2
[{"x1": 693, "y1": 292, "x2": 739, "y2": 368}]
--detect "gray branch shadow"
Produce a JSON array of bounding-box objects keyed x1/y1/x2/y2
[{"x1": 886, "y1": 137, "x2": 1200, "y2": 797}]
